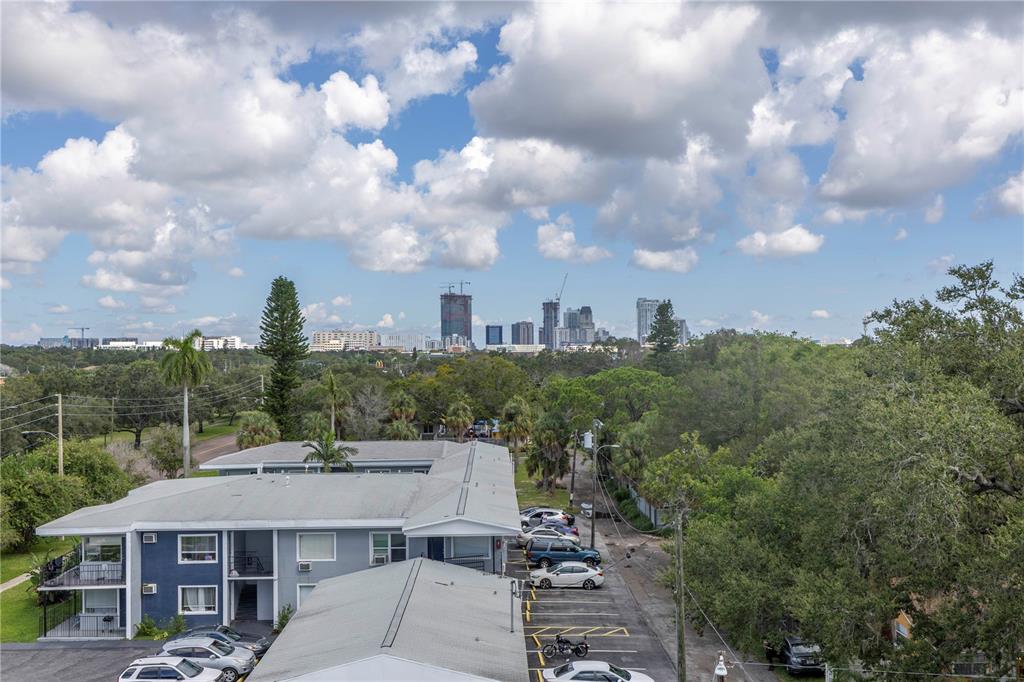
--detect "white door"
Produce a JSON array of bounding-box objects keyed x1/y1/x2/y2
[{"x1": 297, "y1": 584, "x2": 317, "y2": 609}]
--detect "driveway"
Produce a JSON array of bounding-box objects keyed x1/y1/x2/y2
[
  {"x1": 193, "y1": 433, "x2": 239, "y2": 464},
  {"x1": 1, "y1": 641, "x2": 159, "y2": 682},
  {"x1": 508, "y1": 521, "x2": 678, "y2": 682}
]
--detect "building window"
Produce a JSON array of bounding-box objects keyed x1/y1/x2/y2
[
  {"x1": 297, "y1": 533, "x2": 335, "y2": 562},
  {"x1": 178, "y1": 585, "x2": 217, "y2": 615},
  {"x1": 452, "y1": 536, "x2": 490, "y2": 559},
  {"x1": 178, "y1": 534, "x2": 218, "y2": 563},
  {"x1": 83, "y1": 536, "x2": 122, "y2": 563},
  {"x1": 370, "y1": 533, "x2": 406, "y2": 565}
]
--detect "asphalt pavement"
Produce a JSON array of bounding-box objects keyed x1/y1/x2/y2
[
  {"x1": 0, "y1": 641, "x2": 160, "y2": 682},
  {"x1": 508, "y1": 525, "x2": 678, "y2": 682}
]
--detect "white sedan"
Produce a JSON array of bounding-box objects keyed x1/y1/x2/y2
[
  {"x1": 530, "y1": 561, "x2": 604, "y2": 590},
  {"x1": 518, "y1": 526, "x2": 581, "y2": 548},
  {"x1": 542, "y1": 660, "x2": 653, "y2": 681}
]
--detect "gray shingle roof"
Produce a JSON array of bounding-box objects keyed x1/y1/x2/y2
[
  {"x1": 201, "y1": 440, "x2": 452, "y2": 469},
  {"x1": 37, "y1": 441, "x2": 521, "y2": 536},
  {"x1": 247, "y1": 558, "x2": 529, "y2": 682}
]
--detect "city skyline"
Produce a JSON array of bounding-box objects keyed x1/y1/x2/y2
[{"x1": 2, "y1": 3, "x2": 1022, "y2": 347}]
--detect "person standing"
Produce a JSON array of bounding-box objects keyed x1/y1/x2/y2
[{"x1": 763, "y1": 640, "x2": 777, "y2": 671}]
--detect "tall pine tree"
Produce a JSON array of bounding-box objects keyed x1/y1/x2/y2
[
  {"x1": 258, "y1": 276, "x2": 308, "y2": 439},
  {"x1": 648, "y1": 300, "x2": 679, "y2": 354}
]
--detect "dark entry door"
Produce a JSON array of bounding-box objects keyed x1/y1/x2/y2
[{"x1": 427, "y1": 537, "x2": 444, "y2": 561}]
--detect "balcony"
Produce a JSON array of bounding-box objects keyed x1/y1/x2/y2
[
  {"x1": 38, "y1": 546, "x2": 125, "y2": 590},
  {"x1": 40, "y1": 563, "x2": 125, "y2": 589},
  {"x1": 40, "y1": 595, "x2": 124, "y2": 640}
]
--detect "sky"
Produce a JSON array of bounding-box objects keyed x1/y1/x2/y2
[{"x1": 1, "y1": 1, "x2": 1022, "y2": 346}]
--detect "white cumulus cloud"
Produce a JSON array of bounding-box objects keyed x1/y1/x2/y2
[
  {"x1": 98, "y1": 295, "x2": 128, "y2": 309},
  {"x1": 630, "y1": 247, "x2": 699, "y2": 274},
  {"x1": 536, "y1": 214, "x2": 611, "y2": 264},
  {"x1": 736, "y1": 225, "x2": 824, "y2": 257},
  {"x1": 810, "y1": 309, "x2": 831, "y2": 319}
]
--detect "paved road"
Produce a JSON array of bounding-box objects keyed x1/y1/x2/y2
[
  {"x1": 193, "y1": 433, "x2": 239, "y2": 464},
  {"x1": 0, "y1": 641, "x2": 160, "y2": 682}
]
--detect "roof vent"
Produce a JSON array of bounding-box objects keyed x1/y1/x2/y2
[{"x1": 285, "y1": 475, "x2": 290, "y2": 487}]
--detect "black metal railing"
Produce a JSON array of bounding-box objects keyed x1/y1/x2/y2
[
  {"x1": 444, "y1": 557, "x2": 487, "y2": 572},
  {"x1": 40, "y1": 563, "x2": 124, "y2": 589},
  {"x1": 39, "y1": 594, "x2": 124, "y2": 639},
  {"x1": 230, "y1": 551, "x2": 273, "y2": 577}
]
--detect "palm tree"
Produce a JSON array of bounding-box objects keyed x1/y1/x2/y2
[
  {"x1": 388, "y1": 391, "x2": 417, "y2": 423},
  {"x1": 302, "y1": 429, "x2": 357, "y2": 473},
  {"x1": 322, "y1": 369, "x2": 350, "y2": 439},
  {"x1": 160, "y1": 329, "x2": 213, "y2": 477},
  {"x1": 383, "y1": 419, "x2": 419, "y2": 441},
  {"x1": 501, "y1": 395, "x2": 533, "y2": 452},
  {"x1": 528, "y1": 411, "x2": 570, "y2": 491},
  {"x1": 236, "y1": 412, "x2": 281, "y2": 450},
  {"x1": 444, "y1": 399, "x2": 473, "y2": 443}
]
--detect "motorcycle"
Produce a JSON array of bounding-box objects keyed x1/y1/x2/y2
[{"x1": 541, "y1": 634, "x2": 589, "y2": 658}]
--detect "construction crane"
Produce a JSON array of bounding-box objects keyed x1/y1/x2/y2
[
  {"x1": 68, "y1": 327, "x2": 90, "y2": 340},
  {"x1": 440, "y1": 281, "x2": 471, "y2": 295},
  {"x1": 555, "y1": 273, "x2": 568, "y2": 302}
]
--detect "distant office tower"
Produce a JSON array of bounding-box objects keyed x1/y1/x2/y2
[
  {"x1": 485, "y1": 325, "x2": 503, "y2": 345},
  {"x1": 542, "y1": 300, "x2": 560, "y2": 350},
  {"x1": 578, "y1": 305, "x2": 595, "y2": 344},
  {"x1": 673, "y1": 317, "x2": 690, "y2": 346},
  {"x1": 441, "y1": 292, "x2": 473, "y2": 345},
  {"x1": 563, "y1": 308, "x2": 580, "y2": 330},
  {"x1": 636, "y1": 298, "x2": 662, "y2": 343},
  {"x1": 594, "y1": 328, "x2": 611, "y2": 342},
  {"x1": 511, "y1": 321, "x2": 534, "y2": 345}
]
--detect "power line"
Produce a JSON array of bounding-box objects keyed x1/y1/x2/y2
[
  {"x1": 0, "y1": 412, "x2": 58, "y2": 433},
  {"x1": 0, "y1": 395, "x2": 57, "y2": 410},
  {"x1": 0, "y1": 403, "x2": 59, "y2": 422}
]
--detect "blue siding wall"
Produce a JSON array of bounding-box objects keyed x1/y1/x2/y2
[{"x1": 140, "y1": 531, "x2": 222, "y2": 626}]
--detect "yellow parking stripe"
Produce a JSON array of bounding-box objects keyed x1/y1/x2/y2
[
  {"x1": 578, "y1": 626, "x2": 601, "y2": 636},
  {"x1": 538, "y1": 650, "x2": 546, "y2": 667},
  {"x1": 535, "y1": 670, "x2": 544, "y2": 682},
  {"x1": 532, "y1": 634, "x2": 541, "y2": 648},
  {"x1": 524, "y1": 626, "x2": 631, "y2": 637}
]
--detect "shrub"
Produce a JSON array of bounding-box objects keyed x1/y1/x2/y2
[
  {"x1": 274, "y1": 603, "x2": 294, "y2": 633},
  {"x1": 166, "y1": 614, "x2": 186, "y2": 635},
  {"x1": 134, "y1": 615, "x2": 166, "y2": 639},
  {"x1": 236, "y1": 412, "x2": 281, "y2": 450},
  {"x1": 145, "y1": 424, "x2": 197, "y2": 479}
]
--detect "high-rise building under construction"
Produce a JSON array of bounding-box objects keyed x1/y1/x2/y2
[{"x1": 441, "y1": 290, "x2": 473, "y2": 345}]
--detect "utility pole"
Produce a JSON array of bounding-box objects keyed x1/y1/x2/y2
[
  {"x1": 569, "y1": 432, "x2": 579, "y2": 508},
  {"x1": 57, "y1": 393, "x2": 64, "y2": 477},
  {"x1": 675, "y1": 505, "x2": 686, "y2": 682},
  {"x1": 590, "y1": 443, "x2": 619, "y2": 550},
  {"x1": 182, "y1": 387, "x2": 191, "y2": 478},
  {"x1": 259, "y1": 374, "x2": 265, "y2": 405}
]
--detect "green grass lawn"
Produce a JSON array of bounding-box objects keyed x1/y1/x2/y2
[
  {"x1": 514, "y1": 456, "x2": 570, "y2": 511},
  {"x1": 1, "y1": 537, "x2": 77, "y2": 583},
  {"x1": 85, "y1": 416, "x2": 240, "y2": 448},
  {"x1": 0, "y1": 583, "x2": 41, "y2": 642}
]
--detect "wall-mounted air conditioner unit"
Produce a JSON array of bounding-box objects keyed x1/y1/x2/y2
[
  {"x1": 297, "y1": 561, "x2": 312, "y2": 572},
  {"x1": 142, "y1": 583, "x2": 157, "y2": 595},
  {"x1": 142, "y1": 533, "x2": 157, "y2": 544}
]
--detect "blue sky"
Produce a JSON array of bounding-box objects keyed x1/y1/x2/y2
[{"x1": 2, "y1": 2, "x2": 1021, "y2": 345}]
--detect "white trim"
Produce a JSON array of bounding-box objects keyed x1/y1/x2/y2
[
  {"x1": 38, "y1": 519, "x2": 408, "y2": 536},
  {"x1": 198, "y1": 458, "x2": 434, "y2": 471},
  {"x1": 402, "y1": 519, "x2": 520, "y2": 535},
  {"x1": 221, "y1": 531, "x2": 229, "y2": 626},
  {"x1": 124, "y1": 532, "x2": 132, "y2": 633},
  {"x1": 296, "y1": 583, "x2": 317, "y2": 610},
  {"x1": 177, "y1": 585, "x2": 218, "y2": 616},
  {"x1": 296, "y1": 532, "x2": 336, "y2": 562},
  {"x1": 272, "y1": 530, "x2": 279, "y2": 627},
  {"x1": 177, "y1": 533, "x2": 219, "y2": 564}
]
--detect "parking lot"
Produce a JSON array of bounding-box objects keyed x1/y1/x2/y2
[{"x1": 507, "y1": 529, "x2": 678, "y2": 682}]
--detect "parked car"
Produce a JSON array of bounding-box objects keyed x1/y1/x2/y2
[
  {"x1": 530, "y1": 561, "x2": 605, "y2": 590},
  {"x1": 518, "y1": 525, "x2": 581, "y2": 548},
  {"x1": 780, "y1": 636, "x2": 825, "y2": 675},
  {"x1": 119, "y1": 656, "x2": 224, "y2": 681},
  {"x1": 181, "y1": 624, "x2": 270, "y2": 657},
  {"x1": 537, "y1": 520, "x2": 580, "y2": 536},
  {"x1": 542, "y1": 660, "x2": 654, "y2": 681},
  {"x1": 522, "y1": 508, "x2": 575, "y2": 527},
  {"x1": 526, "y1": 539, "x2": 601, "y2": 568},
  {"x1": 159, "y1": 636, "x2": 255, "y2": 682}
]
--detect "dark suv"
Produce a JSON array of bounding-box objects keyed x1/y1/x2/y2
[
  {"x1": 780, "y1": 636, "x2": 824, "y2": 675},
  {"x1": 525, "y1": 539, "x2": 601, "y2": 568}
]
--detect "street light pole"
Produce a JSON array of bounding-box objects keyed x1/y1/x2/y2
[
  {"x1": 590, "y1": 443, "x2": 619, "y2": 550},
  {"x1": 56, "y1": 393, "x2": 64, "y2": 477},
  {"x1": 21, "y1": 430, "x2": 62, "y2": 477}
]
